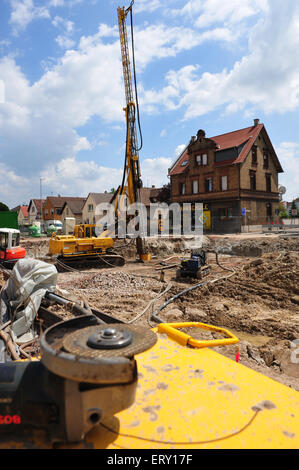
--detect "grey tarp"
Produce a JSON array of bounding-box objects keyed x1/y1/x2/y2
[{"x1": 0, "y1": 258, "x2": 57, "y2": 343}]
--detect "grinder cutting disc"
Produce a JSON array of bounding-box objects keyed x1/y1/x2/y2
[{"x1": 62, "y1": 324, "x2": 157, "y2": 359}]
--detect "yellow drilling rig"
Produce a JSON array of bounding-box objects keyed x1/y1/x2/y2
[{"x1": 49, "y1": 0, "x2": 150, "y2": 271}]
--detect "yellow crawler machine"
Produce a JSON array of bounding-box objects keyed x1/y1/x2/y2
[{"x1": 49, "y1": 224, "x2": 125, "y2": 271}]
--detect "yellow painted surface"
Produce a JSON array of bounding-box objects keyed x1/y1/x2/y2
[
  {"x1": 1, "y1": 328, "x2": 298, "y2": 449},
  {"x1": 203, "y1": 210, "x2": 211, "y2": 230},
  {"x1": 84, "y1": 330, "x2": 299, "y2": 450}
]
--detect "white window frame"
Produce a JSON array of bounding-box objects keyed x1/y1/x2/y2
[
  {"x1": 221, "y1": 176, "x2": 228, "y2": 191},
  {"x1": 192, "y1": 180, "x2": 199, "y2": 194}
]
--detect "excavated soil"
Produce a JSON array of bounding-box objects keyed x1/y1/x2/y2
[{"x1": 2, "y1": 234, "x2": 299, "y2": 391}]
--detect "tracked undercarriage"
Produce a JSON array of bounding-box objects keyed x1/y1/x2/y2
[{"x1": 55, "y1": 252, "x2": 125, "y2": 272}]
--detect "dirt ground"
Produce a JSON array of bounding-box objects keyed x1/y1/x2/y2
[{"x1": 2, "y1": 233, "x2": 299, "y2": 391}]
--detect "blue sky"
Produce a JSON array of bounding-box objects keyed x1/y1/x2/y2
[{"x1": 0, "y1": 0, "x2": 298, "y2": 207}]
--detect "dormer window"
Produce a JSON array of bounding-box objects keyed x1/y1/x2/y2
[{"x1": 196, "y1": 153, "x2": 208, "y2": 166}]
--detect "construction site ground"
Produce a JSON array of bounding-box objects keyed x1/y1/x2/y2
[{"x1": 13, "y1": 233, "x2": 299, "y2": 391}]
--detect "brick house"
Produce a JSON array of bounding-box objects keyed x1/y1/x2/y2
[
  {"x1": 43, "y1": 196, "x2": 87, "y2": 223},
  {"x1": 168, "y1": 120, "x2": 283, "y2": 233}
]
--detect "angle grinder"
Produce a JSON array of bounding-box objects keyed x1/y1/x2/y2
[{"x1": 0, "y1": 315, "x2": 157, "y2": 444}]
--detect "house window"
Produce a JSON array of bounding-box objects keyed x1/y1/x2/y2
[
  {"x1": 252, "y1": 145, "x2": 257, "y2": 165},
  {"x1": 56, "y1": 209, "x2": 61, "y2": 215},
  {"x1": 221, "y1": 176, "x2": 228, "y2": 191},
  {"x1": 66, "y1": 208, "x2": 69, "y2": 215},
  {"x1": 51, "y1": 209, "x2": 54, "y2": 215},
  {"x1": 192, "y1": 180, "x2": 199, "y2": 194},
  {"x1": 219, "y1": 208, "x2": 233, "y2": 220},
  {"x1": 250, "y1": 170, "x2": 256, "y2": 190},
  {"x1": 266, "y1": 174, "x2": 271, "y2": 192},
  {"x1": 196, "y1": 153, "x2": 208, "y2": 166},
  {"x1": 180, "y1": 183, "x2": 186, "y2": 195},
  {"x1": 88, "y1": 204, "x2": 93, "y2": 212},
  {"x1": 45, "y1": 209, "x2": 48, "y2": 216},
  {"x1": 263, "y1": 150, "x2": 269, "y2": 169},
  {"x1": 266, "y1": 202, "x2": 272, "y2": 217},
  {"x1": 205, "y1": 177, "x2": 213, "y2": 192}
]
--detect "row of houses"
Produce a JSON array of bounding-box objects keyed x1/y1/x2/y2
[
  {"x1": 11, "y1": 119, "x2": 294, "y2": 234},
  {"x1": 11, "y1": 187, "x2": 170, "y2": 232}
]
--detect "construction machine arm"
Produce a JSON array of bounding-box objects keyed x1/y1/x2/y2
[{"x1": 117, "y1": 2, "x2": 147, "y2": 259}]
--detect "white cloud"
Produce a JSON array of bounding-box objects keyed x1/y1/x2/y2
[
  {"x1": 172, "y1": 0, "x2": 268, "y2": 27},
  {"x1": 276, "y1": 142, "x2": 299, "y2": 201},
  {"x1": 141, "y1": 157, "x2": 172, "y2": 187},
  {"x1": 52, "y1": 15, "x2": 76, "y2": 49},
  {"x1": 9, "y1": 0, "x2": 50, "y2": 34},
  {"x1": 146, "y1": 0, "x2": 299, "y2": 119},
  {"x1": 41, "y1": 158, "x2": 123, "y2": 196},
  {"x1": 55, "y1": 35, "x2": 76, "y2": 49},
  {"x1": 134, "y1": 0, "x2": 164, "y2": 14},
  {"x1": 174, "y1": 144, "x2": 186, "y2": 158}
]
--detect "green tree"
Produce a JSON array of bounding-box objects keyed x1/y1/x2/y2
[
  {"x1": 0, "y1": 202, "x2": 9, "y2": 211},
  {"x1": 279, "y1": 202, "x2": 289, "y2": 219}
]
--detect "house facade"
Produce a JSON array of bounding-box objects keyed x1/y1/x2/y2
[
  {"x1": 82, "y1": 193, "x2": 113, "y2": 224},
  {"x1": 61, "y1": 198, "x2": 86, "y2": 225},
  {"x1": 28, "y1": 199, "x2": 45, "y2": 225},
  {"x1": 11, "y1": 205, "x2": 30, "y2": 227},
  {"x1": 168, "y1": 120, "x2": 283, "y2": 233}
]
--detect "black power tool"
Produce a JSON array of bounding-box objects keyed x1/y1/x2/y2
[{"x1": 0, "y1": 315, "x2": 157, "y2": 445}]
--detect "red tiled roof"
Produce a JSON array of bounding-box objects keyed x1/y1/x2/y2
[
  {"x1": 169, "y1": 123, "x2": 282, "y2": 176},
  {"x1": 28, "y1": 199, "x2": 46, "y2": 212},
  {"x1": 20, "y1": 205, "x2": 29, "y2": 217}
]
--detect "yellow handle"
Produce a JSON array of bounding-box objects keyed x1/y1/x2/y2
[{"x1": 157, "y1": 322, "x2": 239, "y2": 349}]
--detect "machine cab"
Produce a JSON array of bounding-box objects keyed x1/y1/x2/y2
[{"x1": 0, "y1": 228, "x2": 26, "y2": 268}]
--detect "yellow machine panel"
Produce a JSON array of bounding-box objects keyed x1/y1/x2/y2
[
  {"x1": 2, "y1": 322, "x2": 297, "y2": 450},
  {"x1": 82, "y1": 329, "x2": 299, "y2": 450}
]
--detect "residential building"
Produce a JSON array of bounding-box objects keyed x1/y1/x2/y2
[
  {"x1": 11, "y1": 205, "x2": 30, "y2": 227},
  {"x1": 61, "y1": 197, "x2": 86, "y2": 225},
  {"x1": 82, "y1": 193, "x2": 113, "y2": 224},
  {"x1": 168, "y1": 120, "x2": 283, "y2": 233},
  {"x1": 28, "y1": 199, "x2": 45, "y2": 225},
  {"x1": 43, "y1": 196, "x2": 87, "y2": 223},
  {"x1": 110, "y1": 185, "x2": 170, "y2": 235}
]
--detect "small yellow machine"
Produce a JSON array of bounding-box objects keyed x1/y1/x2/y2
[{"x1": 49, "y1": 224, "x2": 125, "y2": 271}]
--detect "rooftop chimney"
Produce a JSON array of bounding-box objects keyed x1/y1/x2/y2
[{"x1": 254, "y1": 118, "x2": 260, "y2": 126}]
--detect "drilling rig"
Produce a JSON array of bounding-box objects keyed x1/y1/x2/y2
[{"x1": 49, "y1": 0, "x2": 150, "y2": 271}]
